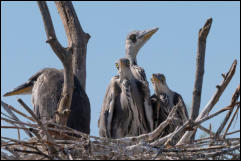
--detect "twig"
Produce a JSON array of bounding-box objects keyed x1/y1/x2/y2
[
  {"x1": 1, "y1": 141, "x2": 21, "y2": 159},
  {"x1": 1, "y1": 117, "x2": 38, "y2": 127},
  {"x1": 223, "y1": 103, "x2": 240, "y2": 138},
  {"x1": 12, "y1": 148, "x2": 51, "y2": 159},
  {"x1": 177, "y1": 59, "x2": 238, "y2": 145},
  {"x1": 1, "y1": 100, "x2": 34, "y2": 122},
  {"x1": 198, "y1": 125, "x2": 215, "y2": 137},
  {"x1": 215, "y1": 84, "x2": 240, "y2": 138},
  {"x1": 17, "y1": 98, "x2": 57, "y2": 158},
  {"x1": 1, "y1": 100, "x2": 33, "y2": 137}
]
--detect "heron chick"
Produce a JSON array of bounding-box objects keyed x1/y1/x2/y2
[
  {"x1": 4, "y1": 68, "x2": 91, "y2": 134},
  {"x1": 98, "y1": 58, "x2": 153, "y2": 138},
  {"x1": 150, "y1": 73, "x2": 189, "y2": 133},
  {"x1": 125, "y1": 27, "x2": 159, "y2": 85}
]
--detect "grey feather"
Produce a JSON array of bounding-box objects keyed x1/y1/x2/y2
[
  {"x1": 6, "y1": 68, "x2": 91, "y2": 134},
  {"x1": 99, "y1": 58, "x2": 152, "y2": 138}
]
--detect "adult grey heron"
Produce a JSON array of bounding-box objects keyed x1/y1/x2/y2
[
  {"x1": 98, "y1": 58, "x2": 152, "y2": 138},
  {"x1": 150, "y1": 73, "x2": 189, "y2": 135},
  {"x1": 4, "y1": 68, "x2": 91, "y2": 134}
]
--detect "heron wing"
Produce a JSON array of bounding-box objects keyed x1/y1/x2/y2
[
  {"x1": 32, "y1": 68, "x2": 91, "y2": 134},
  {"x1": 32, "y1": 68, "x2": 63, "y2": 120},
  {"x1": 131, "y1": 65, "x2": 148, "y2": 84},
  {"x1": 135, "y1": 80, "x2": 153, "y2": 132},
  {"x1": 98, "y1": 76, "x2": 119, "y2": 137},
  {"x1": 173, "y1": 92, "x2": 189, "y2": 122}
]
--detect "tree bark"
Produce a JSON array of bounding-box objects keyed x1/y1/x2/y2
[
  {"x1": 189, "y1": 18, "x2": 212, "y2": 141},
  {"x1": 38, "y1": 1, "x2": 74, "y2": 126},
  {"x1": 190, "y1": 18, "x2": 212, "y2": 120},
  {"x1": 55, "y1": 1, "x2": 90, "y2": 90}
]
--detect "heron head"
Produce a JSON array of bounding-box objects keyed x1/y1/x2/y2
[
  {"x1": 151, "y1": 73, "x2": 167, "y2": 94},
  {"x1": 115, "y1": 58, "x2": 131, "y2": 78},
  {"x1": 125, "y1": 27, "x2": 159, "y2": 63}
]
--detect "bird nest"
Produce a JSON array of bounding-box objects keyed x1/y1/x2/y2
[{"x1": 1, "y1": 93, "x2": 240, "y2": 160}]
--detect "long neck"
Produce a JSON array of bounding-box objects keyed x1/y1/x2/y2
[
  {"x1": 125, "y1": 46, "x2": 138, "y2": 66},
  {"x1": 126, "y1": 55, "x2": 137, "y2": 65},
  {"x1": 156, "y1": 83, "x2": 172, "y2": 96}
]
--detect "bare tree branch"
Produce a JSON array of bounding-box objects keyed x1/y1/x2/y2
[
  {"x1": 197, "y1": 60, "x2": 237, "y2": 120},
  {"x1": 223, "y1": 103, "x2": 240, "y2": 138},
  {"x1": 1, "y1": 100, "x2": 34, "y2": 122},
  {"x1": 214, "y1": 84, "x2": 240, "y2": 138},
  {"x1": 37, "y1": 1, "x2": 74, "y2": 126},
  {"x1": 17, "y1": 99, "x2": 57, "y2": 158},
  {"x1": 55, "y1": 1, "x2": 91, "y2": 90},
  {"x1": 37, "y1": 1, "x2": 66, "y2": 62},
  {"x1": 1, "y1": 100, "x2": 33, "y2": 137},
  {"x1": 190, "y1": 18, "x2": 212, "y2": 141},
  {"x1": 198, "y1": 125, "x2": 215, "y2": 137},
  {"x1": 177, "y1": 62, "x2": 238, "y2": 145}
]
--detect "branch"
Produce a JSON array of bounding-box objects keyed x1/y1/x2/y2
[
  {"x1": 55, "y1": 1, "x2": 90, "y2": 90},
  {"x1": 17, "y1": 99, "x2": 57, "y2": 158},
  {"x1": 223, "y1": 103, "x2": 240, "y2": 138},
  {"x1": 215, "y1": 85, "x2": 240, "y2": 138},
  {"x1": 190, "y1": 18, "x2": 212, "y2": 120},
  {"x1": 1, "y1": 100, "x2": 34, "y2": 122},
  {"x1": 198, "y1": 124, "x2": 215, "y2": 137},
  {"x1": 198, "y1": 60, "x2": 237, "y2": 119},
  {"x1": 1, "y1": 100, "x2": 33, "y2": 137},
  {"x1": 190, "y1": 18, "x2": 212, "y2": 137},
  {"x1": 177, "y1": 60, "x2": 238, "y2": 145},
  {"x1": 37, "y1": 1, "x2": 66, "y2": 62},
  {"x1": 37, "y1": 1, "x2": 74, "y2": 126}
]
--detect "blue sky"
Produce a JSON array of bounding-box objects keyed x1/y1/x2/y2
[{"x1": 1, "y1": 1, "x2": 240, "y2": 139}]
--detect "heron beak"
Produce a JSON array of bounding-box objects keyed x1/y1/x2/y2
[
  {"x1": 119, "y1": 61, "x2": 124, "y2": 70},
  {"x1": 151, "y1": 74, "x2": 160, "y2": 85},
  {"x1": 140, "y1": 27, "x2": 159, "y2": 41},
  {"x1": 3, "y1": 85, "x2": 32, "y2": 97}
]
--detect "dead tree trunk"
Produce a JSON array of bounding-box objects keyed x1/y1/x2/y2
[
  {"x1": 189, "y1": 18, "x2": 212, "y2": 141},
  {"x1": 55, "y1": 1, "x2": 90, "y2": 90},
  {"x1": 37, "y1": 1, "x2": 90, "y2": 126}
]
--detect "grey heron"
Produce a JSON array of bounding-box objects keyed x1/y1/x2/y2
[
  {"x1": 125, "y1": 27, "x2": 158, "y2": 85},
  {"x1": 4, "y1": 68, "x2": 91, "y2": 134},
  {"x1": 125, "y1": 27, "x2": 159, "y2": 131},
  {"x1": 150, "y1": 73, "x2": 189, "y2": 135},
  {"x1": 98, "y1": 58, "x2": 152, "y2": 138}
]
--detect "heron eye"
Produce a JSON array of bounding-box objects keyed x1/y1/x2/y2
[
  {"x1": 129, "y1": 34, "x2": 137, "y2": 43},
  {"x1": 115, "y1": 63, "x2": 119, "y2": 70}
]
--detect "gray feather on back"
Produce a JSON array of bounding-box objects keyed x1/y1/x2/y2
[
  {"x1": 32, "y1": 68, "x2": 91, "y2": 134},
  {"x1": 98, "y1": 74, "x2": 152, "y2": 138}
]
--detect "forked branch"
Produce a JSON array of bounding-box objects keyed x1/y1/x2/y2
[{"x1": 37, "y1": 1, "x2": 74, "y2": 126}]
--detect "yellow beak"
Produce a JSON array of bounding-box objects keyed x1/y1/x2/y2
[
  {"x1": 143, "y1": 28, "x2": 159, "y2": 41},
  {"x1": 151, "y1": 74, "x2": 160, "y2": 84}
]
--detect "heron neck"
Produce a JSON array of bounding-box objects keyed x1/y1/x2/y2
[
  {"x1": 156, "y1": 83, "x2": 172, "y2": 96},
  {"x1": 120, "y1": 69, "x2": 134, "y2": 82},
  {"x1": 125, "y1": 48, "x2": 138, "y2": 66}
]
